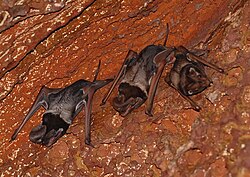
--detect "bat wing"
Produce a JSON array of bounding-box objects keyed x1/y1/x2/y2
[
  {"x1": 84, "y1": 79, "x2": 113, "y2": 146},
  {"x1": 145, "y1": 47, "x2": 175, "y2": 116},
  {"x1": 101, "y1": 50, "x2": 138, "y2": 105},
  {"x1": 11, "y1": 86, "x2": 62, "y2": 141},
  {"x1": 177, "y1": 45, "x2": 224, "y2": 73}
]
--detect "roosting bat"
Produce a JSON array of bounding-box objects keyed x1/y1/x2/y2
[
  {"x1": 10, "y1": 61, "x2": 113, "y2": 147},
  {"x1": 101, "y1": 24, "x2": 175, "y2": 116},
  {"x1": 101, "y1": 23, "x2": 225, "y2": 115},
  {"x1": 165, "y1": 46, "x2": 225, "y2": 111}
]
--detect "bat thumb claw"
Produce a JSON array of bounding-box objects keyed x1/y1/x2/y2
[
  {"x1": 145, "y1": 110, "x2": 153, "y2": 117},
  {"x1": 194, "y1": 106, "x2": 201, "y2": 112},
  {"x1": 220, "y1": 68, "x2": 227, "y2": 75},
  {"x1": 214, "y1": 67, "x2": 225, "y2": 74},
  {"x1": 85, "y1": 139, "x2": 95, "y2": 148},
  {"x1": 100, "y1": 101, "x2": 106, "y2": 106},
  {"x1": 9, "y1": 135, "x2": 17, "y2": 143},
  {"x1": 10, "y1": 132, "x2": 17, "y2": 142}
]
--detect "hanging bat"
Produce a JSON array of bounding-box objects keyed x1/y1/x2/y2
[
  {"x1": 165, "y1": 45, "x2": 225, "y2": 111},
  {"x1": 10, "y1": 61, "x2": 113, "y2": 147},
  {"x1": 101, "y1": 24, "x2": 175, "y2": 116}
]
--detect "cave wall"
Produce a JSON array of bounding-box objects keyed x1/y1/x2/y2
[{"x1": 0, "y1": 0, "x2": 249, "y2": 176}]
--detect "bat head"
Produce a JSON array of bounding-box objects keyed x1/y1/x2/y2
[
  {"x1": 112, "y1": 83, "x2": 147, "y2": 116},
  {"x1": 29, "y1": 113, "x2": 69, "y2": 147},
  {"x1": 179, "y1": 64, "x2": 212, "y2": 96}
]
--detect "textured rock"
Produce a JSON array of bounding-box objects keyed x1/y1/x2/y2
[
  {"x1": 0, "y1": 0, "x2": 96, "y2": 99},
  {"x1": 0, "y1": 0, "x2": 249, "y2": 176}
]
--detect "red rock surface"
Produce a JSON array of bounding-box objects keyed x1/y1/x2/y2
[{"x1": 0, "y1": 0, "x2": 249, "y2": 176}]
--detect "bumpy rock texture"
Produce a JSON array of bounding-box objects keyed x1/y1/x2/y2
[{"x1": 0, "y1": 0, "x2": 249, "y2": 176}]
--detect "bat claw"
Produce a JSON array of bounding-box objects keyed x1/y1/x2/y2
[
  {"x1": 220, "y1": 68, "x2": 227, "y2": 75},
  {"x1": 10, "y1": 137, "x2": 14, "y2": 142},
  {"x1": 10, "y1": 130, "x2": 18, "y2": 142},
  {"x1": 100, "y1": 101, "x2": 106, "y2": 106},
  {"x1": 85, "y1": 139, "x2": 95, "y2": 148},
  {"x1": 219, "y1": 69, "x2": 225, "y2": 73},
  {"x1": 145, "y1": 110, "x2": 153, "y2": 117},
  {"x1": 194, "y1": 106, "x2": 201, "y2": 112}
]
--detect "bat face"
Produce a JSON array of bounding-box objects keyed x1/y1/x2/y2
[
  {"x1": 166, "y1": 45, "x2": 224, "y2": 111},
  {"x1": 112, "y1": 83, "x2": 147, "y2": 116},
  {"x1": 179, "y1": 64, "x2": 212, "y2": 96},
  {"x1": 29, "y1": 113, "x2": 69, "y2": 147}
]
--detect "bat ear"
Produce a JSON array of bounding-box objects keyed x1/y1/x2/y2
[{"x1": 29, "y1": 124, "x2": 47, "y2": 144}]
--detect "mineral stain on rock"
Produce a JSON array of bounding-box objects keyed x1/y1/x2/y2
[{"x1": 0, "y1": 0, "x2": 250, "y2": 176}]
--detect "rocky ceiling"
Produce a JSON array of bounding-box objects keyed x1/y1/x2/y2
[{"x1": 0, "y1": 0, "x2": 249, "y2": 176}]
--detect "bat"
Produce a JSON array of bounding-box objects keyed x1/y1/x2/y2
[
  {"x1": 101, "y1": 24, "x2": 175, "y2": 116},
  {"x1": 165, "y1": 45, "x2": 225, "y2": 111},
  {"x1": 10, "y1": 61, "x2": 113, "y2": 147}
]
